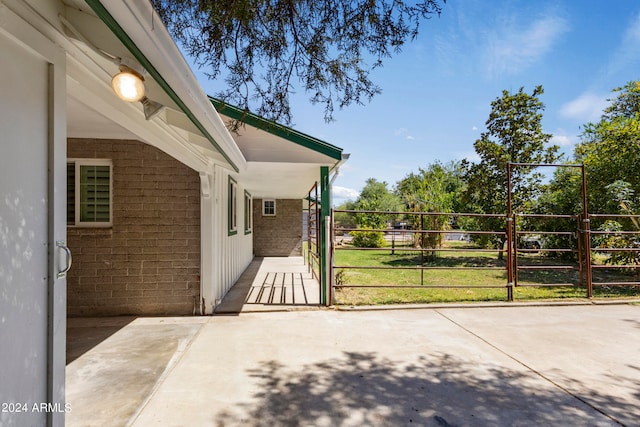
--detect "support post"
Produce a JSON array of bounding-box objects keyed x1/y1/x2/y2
[
  {"x1": 319, "y1": 166, "x2": 330, "y2": 305},
  {"x1": 581, "y1": 165, "x2": 593, "y2": 298},
  {"x1": 199, "y1": 172, "x2": 215, "y2": 314}
]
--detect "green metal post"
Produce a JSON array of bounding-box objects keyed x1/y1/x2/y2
[{"x1": 319, "y1": 166, "x2": 330, "y2": 305}]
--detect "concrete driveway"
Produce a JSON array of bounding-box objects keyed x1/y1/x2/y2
[{"x1": 66, "y1": 304, "x2": 640, "y2": 426}]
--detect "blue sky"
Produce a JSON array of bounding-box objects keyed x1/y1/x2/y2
[{"x1": 192, "y1": 0, "x2": 640, "y2": 204}]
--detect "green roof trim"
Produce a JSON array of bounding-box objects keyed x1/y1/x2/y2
[
  {"x1": 209, "y1": 97, "x2": 344, "y2": 161},
  {"x1": 84, "y1": 0, "x2": 239, "y2": 172}
]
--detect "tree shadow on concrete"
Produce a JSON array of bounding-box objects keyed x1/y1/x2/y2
[{"x1": 214, "y1": 351, "x2": 631, "y2": 426}]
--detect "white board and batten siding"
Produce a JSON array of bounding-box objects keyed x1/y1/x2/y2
[{"x1": 200, "y1": 164, "x2": 253, "y2": 314}]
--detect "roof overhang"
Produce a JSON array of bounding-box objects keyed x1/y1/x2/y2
[
  {"x1": 26, "y1": 0, "x2": 348, "y2": 197},
  {"x1": 211, "y1": 98, "x2": 348, "y2": 199},
  {"x1": 60, "y1": 0, "x2": 247, "y2": 173}
]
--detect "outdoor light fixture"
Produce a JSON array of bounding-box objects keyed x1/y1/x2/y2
[
  {"x1": 59, "y1": 15, "x2": 166, "y2": 120},
  {"x1": 111, "y1": 65, "x2": 145, "y2": 102},
  {"x1": 140, "y1": 96, "x2": 166, "y2": 120}
]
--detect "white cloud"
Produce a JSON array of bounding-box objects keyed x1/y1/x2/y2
[
  {"x1": 559, "y1": 92, "x2": 608, "y2": 123},
  {"x1": 605, "y1": 12, "x2": 640, "y2": 77},
  {"x1": 549, "y1": 134, "x2": 572, "y2": 147},
  {"x1": 471, "y1": 126, "x2": 478, "y2": 131},
  {"x1": 455, "y1": 150, "x2": 480, "y2": 164},
  {"x1": 332, "y1": 186, "x2": 359, "y2": 201},
  {"x1": 486, "y1": 13, "x2": 569, "y2": 77},
  {"x1": 394, "y1": 127, "x2": 416, "y2": 141}
]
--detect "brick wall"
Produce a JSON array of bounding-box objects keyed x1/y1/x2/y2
[
  {"x1": 67, "y1": 139, "x2": 201, "y2": 316},
  {"x1": 253, "y1": 199, "x2": 302, "y2": 256}
]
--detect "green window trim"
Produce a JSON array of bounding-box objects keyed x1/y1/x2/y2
[
  {"x1": 244, "y1": 190, "x2": 253, "y2": 235},
  {"x1": 228, "y1": 176, "x2": 238, "y2": 236},
  {"x1": 67, "y1": 159, "x2": 113, "y2": 227}
]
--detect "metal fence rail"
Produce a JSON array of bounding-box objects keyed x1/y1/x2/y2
[
  {"x1": 588, "y1": 213, "x2": 640, "y2": 288},
  {"x1": 328, "y1": 163, "x2": 640, "y2": 304},
  {"x1": 512, "y1": 213, "x2": 584, "y2": 291},
  {"x1": 332, "y1": 210, "x2": 512, "y2": 300},
  {"x1": 305, "y1": 183, "x2": 322, "y2": 302}
]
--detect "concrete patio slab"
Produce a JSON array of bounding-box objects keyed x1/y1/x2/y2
[
  {"x1": 65, "y1": 317, "x2": 207, "y2": 427},
  {"x1": 65, "y1": 304, "x2": 640, "y2": 426}
]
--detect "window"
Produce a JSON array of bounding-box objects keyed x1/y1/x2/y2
[
  {"x1": 67, "y1": 159, "x2": 112, "y2": 227},
  {"x1": 228, "y1": 176, "x2": 238, "y2": 235},
  {"x1": 244, "y1": 191, "x2": 252, "y2": 234},
  {"x1": 262, "y1": 199, "x2": 276, "y2": 216}
]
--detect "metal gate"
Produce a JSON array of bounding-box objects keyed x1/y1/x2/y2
[{"x1": 330, "y1": 162, "x2": 640, "y2": 304}]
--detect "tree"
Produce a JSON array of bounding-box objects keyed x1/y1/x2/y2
[
  {"x1": 575, "y1": 81, "x2": 640, "y2": 214},
  {"x1": 354, "y1": 178, "x2": 401, "y2": 229},
  {"x1": 535, "y1": 81, "x2": 640, "y2": 261},
  {"x1": 463, "y1": 86, "x2": 559, "y2": 255},
  {"x1": 348, "y1": 178, "x2": 401, "y2": 248},
  {"x1": 395, "y1": 161, "x2": 466, "y2": 248},
  {"x1": 151, "y1": 0, "x2": 444, "y2": 124}
]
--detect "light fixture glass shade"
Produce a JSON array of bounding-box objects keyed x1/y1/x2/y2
[{"x1": 111, "y1": 69, "x2": 145, "y2": 102}]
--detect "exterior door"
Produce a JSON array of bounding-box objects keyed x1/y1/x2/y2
[{"x1": 0, "y1": 7, "x2": 67, "y2": 427}]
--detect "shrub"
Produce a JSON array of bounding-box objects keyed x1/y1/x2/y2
[{"x1": 351, "y1": 230, "x2": 386, "y2": 248}]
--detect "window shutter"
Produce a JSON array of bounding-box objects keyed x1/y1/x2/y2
[
  {"x1": 79, "y1": 165, "x2": 110, "y2": 223},
  {"x1": 67, "y1": 162, "x2": 76, "y2": 224}
]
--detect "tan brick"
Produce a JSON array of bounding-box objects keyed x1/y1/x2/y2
[
  {"x1": 67, "y1": 138, "x2": 200, "y2": 317},
  {"x1": 127, "y1": 281, "x2": 158, "y2": 290}
]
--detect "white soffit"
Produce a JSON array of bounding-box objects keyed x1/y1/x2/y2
[
  {"x1": 221, "y1": 114, "x2": 338, "y2": 164},
  {"x1": 243, "y1": 163, "x2": 326, "y2": 199}
]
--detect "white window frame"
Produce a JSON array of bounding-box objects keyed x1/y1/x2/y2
[
  {"x1": 244, "y1": 191, "x2": 253, "y2": 234},
  {"x1": 67, "y1": 158, "x2": 113, "y2": 227},
  {"x1": 262, "y1": 199, "x2": 276, "y2": 216}
]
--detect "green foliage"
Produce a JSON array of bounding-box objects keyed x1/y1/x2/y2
[
  {"x1": 574, "y1": 81, "x2": 640, "y2": 214},
  {"x1": 333, "y1": 200, "x2": 357, "y2": 232},
  {"x1": 395, "y1": 161, "x2": 466, "y2": 248},
  {"x1": 351, "y1": 230, "x2": 386, "y2": 248},
  {"x1": 334, "y1": 269, "x2": 349, "y2": 287},
  {"x1": 152, "y1": 0, "x2": 444, "y2": 124},
  {"x1": 532, "y1": 167, "x2": 584, "y2": 259},
  {"x1": 463, "y1": 85, "x2": 559, "y2": 252},
  {"x1": 594, "y1": 220, "x2": 640, "y2": 266},
  {"x1": 353, "y1": 178, "x2": 401, "y2": 229}
]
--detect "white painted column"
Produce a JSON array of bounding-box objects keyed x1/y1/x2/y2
[{"x1": 200, "y1": 171, "x2": 215, "y2": 314}]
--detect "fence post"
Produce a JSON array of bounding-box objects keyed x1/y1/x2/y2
[
  {"x1": 580, "y1": 164, "x2": 592, "y2": 298},
  {"x1": 420, "y1": 213, "x2": 424, "y2": 286},
  {"x1": 506, "y1": 214, "x2": 514, "y2": 301},
  {"x1": 325, "y1": 216, "x2": 332, "y2": 306},
  {"x1": 583, "y1": 215, "x2": 593, "y2": 298},
  {"x1": 506, "y1": 162, "x2": 514, "y2": 301},
  {"x1": 319, "y1": 166, "x2": 330, "y2": 306}
]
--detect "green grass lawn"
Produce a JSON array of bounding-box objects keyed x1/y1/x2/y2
[{"x1": 332, "y1": 241, "x2": 640, "y2": 305}]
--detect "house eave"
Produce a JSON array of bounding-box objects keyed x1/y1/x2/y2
[
  {"x1": 84, "y1": 0, "x2": 246, "y2": 173},
  {"x1": 210, "y1": 97, "x2": 344, "y2": 162}
]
